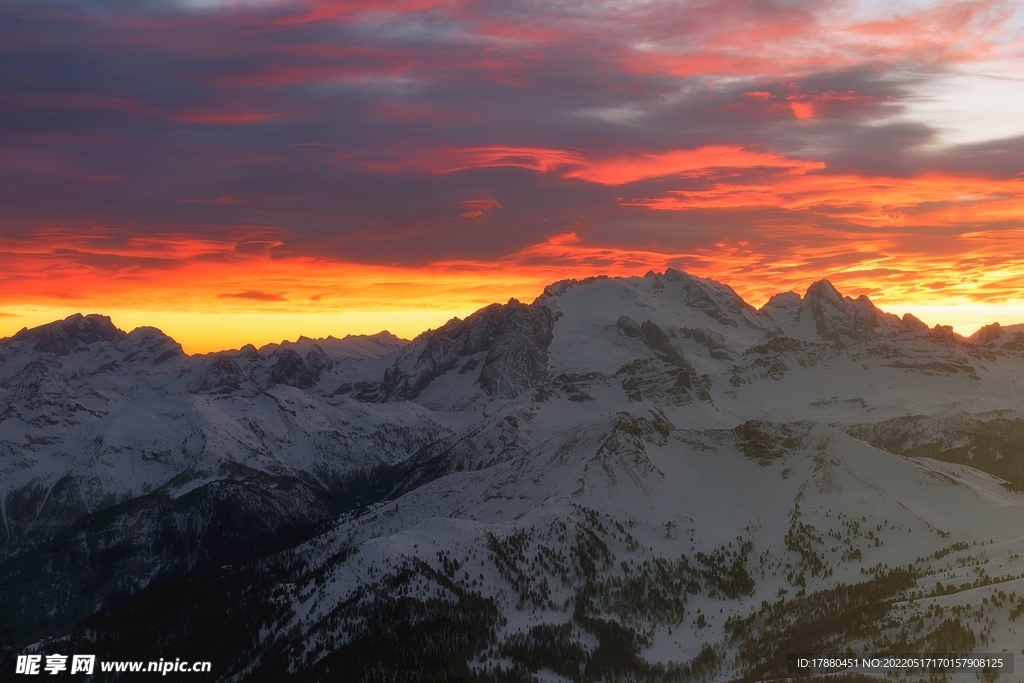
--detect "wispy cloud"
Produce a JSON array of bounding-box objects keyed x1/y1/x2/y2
[{"x1": 218, "y1": 290, "x2": 288, "y2": 301}]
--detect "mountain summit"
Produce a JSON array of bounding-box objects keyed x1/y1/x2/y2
[{"x1": 11, "y1": 313, "x2": 126, "y2": 356}]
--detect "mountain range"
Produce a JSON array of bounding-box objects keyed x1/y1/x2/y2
[{"x1": 5, "y1": 269, "x2": 1024, "y2": 682}]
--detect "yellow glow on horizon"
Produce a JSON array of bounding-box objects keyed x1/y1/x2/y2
[
  {"x1": 0, "y1": 306, "x2": 487, "y2": 355},
  {"x1": 877, "y1": 301, "x2": 1024, "y2": 338},
  {"x1": 5, "y1": 291, "x2": 1024, "y2": 355}
]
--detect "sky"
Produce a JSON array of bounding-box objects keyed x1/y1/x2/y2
[{"x1": 2, "y1": 0, "x2": 1023, "y2": 352}]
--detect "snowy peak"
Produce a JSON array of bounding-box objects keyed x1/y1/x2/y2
[
  {"x1": 121, "y1": 326, "x2": 186, "y2": 366},
  {"x1": 540, "y1": 270, "x2": 760, "y2": 334},
  {"x1": 803, "y1": 278, "x2": 844, "y2": 303},
  {"x1": 379, "y1": 298, "x2": 555, "y2": 403},
  {"x1": 333, "y1": 331, "x2": 407, "y2": 359},
  {"x1": 970, "y1": 322, "x2": 1024, "y2": 353},
  {"x1": 804, "y1": 279, "x2": 887, "y2": 343},
  {"x1": 660, "y1": 268, "x2": 760, "y2": 329},
  {"x1": 759, "y1": 290, "x2": 802, "y2": 329},
  {"x1": 538, "y1": 271, "x2": 772, "y2": 384},
  {"x1": 8, "y1": 313, "x2": 126, "y2": 356},
  {"x1": 262, "y1": 330, "x2": 407, "y2": 361},
  {"x1": 973, "y1": 322, "x2": 1005, "y2": 345},
  {"x1": 762, "y1": 280, "x2": 903, "y2": 344},
  {"x1": 900, "y1": 312, "x2": 929, "y2": 331}
]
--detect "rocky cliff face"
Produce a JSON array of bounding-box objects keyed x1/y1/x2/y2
[{"x1": 378, "y1": 299, "x2": 555, "y2": 403}]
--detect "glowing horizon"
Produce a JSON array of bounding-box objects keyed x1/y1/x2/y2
[
  {"x1": 6, "y1": 286, "x2": 1022, "y2": 356},
  {"x1": 2, "y1": 0, "x2": 1024, "y2": 350},
  {"x1": 4, "y1": 248, "x2": 1022, "y2": 354}
]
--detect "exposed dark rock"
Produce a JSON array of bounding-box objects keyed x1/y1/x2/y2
[
  {"x1": 616, "y1": 322, "x2": 698, "y2": 404},
  {"x1": 11, "y1": 314, "x2": 126, "y2": 356},
  {"x1": 639, "y1": 320, "x2": 692, "y2": 376},
  {"x1": 973, "y1": 322, "x2": 1004, "y2": 346},
  {"x1": 380, "y1": 299, "x2": 555, "y2": 400},
  {"x1": 679, "y1": 326, "x2": 734, "y2": 359},
  {"x1": 267, "y1": 345, "x2": 332, "y2": 389},
  {"x1": 616, "y1": 315, "x2": 641, "y2": 337},
  {"x1": 187, "y1": 355, "x2": 251, "y2": 395},
  {"x1": 928, "y1": 324, "x2": 959, "y2": 344},
  {"x1": 478, "y1": 305, "x2": 555, "y2": 398},
  {"x1": 803, "y1": 280, "x2": 898, "y2": 343},
  {"x1": 901, "y1": 313, "x2": 929, "y2": 331}
]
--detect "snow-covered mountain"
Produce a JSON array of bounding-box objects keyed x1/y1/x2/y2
[{"x1": 6, "y1": 269, "x2": 1024, "y2": 681}]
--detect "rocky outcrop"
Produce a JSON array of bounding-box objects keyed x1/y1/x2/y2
[
  {"x1": 379, "y1": 299, "x2": 555, "y2": 401},
  {"x1": 267, "y1": 345, "x2": 333, "y2": 390},
  {"x1": 763, "y1": 280, "x2": 905, "y2": 344},
  {"x1": 187, "y1": 354, "x2": 253, "y2": 395},
  {"x1": 803, "y1": 280, "x2": 893, "y2": 343},
  {"x1": 10, "y1": 314, "x2": 126, "y2": 356}
]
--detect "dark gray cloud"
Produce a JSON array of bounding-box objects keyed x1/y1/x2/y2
[{"x1": 1, "y1": 0, "x2": 1021, "y2": 272}]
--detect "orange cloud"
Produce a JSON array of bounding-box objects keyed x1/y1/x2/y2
[
  {"x1": 789, "y1": 101, "x2": 815, "y2": 119},
  {"x1": 453, "y1": 199, "x2": 502, "y2": 218},
  {"x1": 786, "y1": 88, "x2": 881, "y2": 119},
  {"x1": 622, "y1": 172, "x2": 1024, "y2": 227},
  {"x1": 218, "y1": 290, "x2": 288, "y2": 301},
  {"x1": 359, "y1": 146, "x2": 586, "y2": 175},
  {"x1": 359, "y1": 144, "x2": 825, "y2": 184},
  {"x1": 565, "y1": 146, "x2": 825, "y2": 184},
  {"x1": 725, "y1": 87, "x2": 882, "y2": 119}
]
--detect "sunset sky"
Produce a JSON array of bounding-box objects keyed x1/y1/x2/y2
[{"x1": 2, "y1": 0, "x2": 1024, "y2": 352}]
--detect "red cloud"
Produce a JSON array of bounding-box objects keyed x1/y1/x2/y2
[
  {"x1": 358, "y1": 144, "x2": 825, "y2": 185},
  {"x1": 359, "y1": 146, "x2": 586, "y2": 175},
  {"x1": 453, "y1": 199, "x2": 502, "y2": 218},
  {"x1": 566, "y1": 146, "x2": 824, "y2": 185},
  {"x1": 217, "y1": 290, "x2": 287, "y2": 301},
  {"x1": 621, "y1": 171, "x2": 1024, "y2": 228}
]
